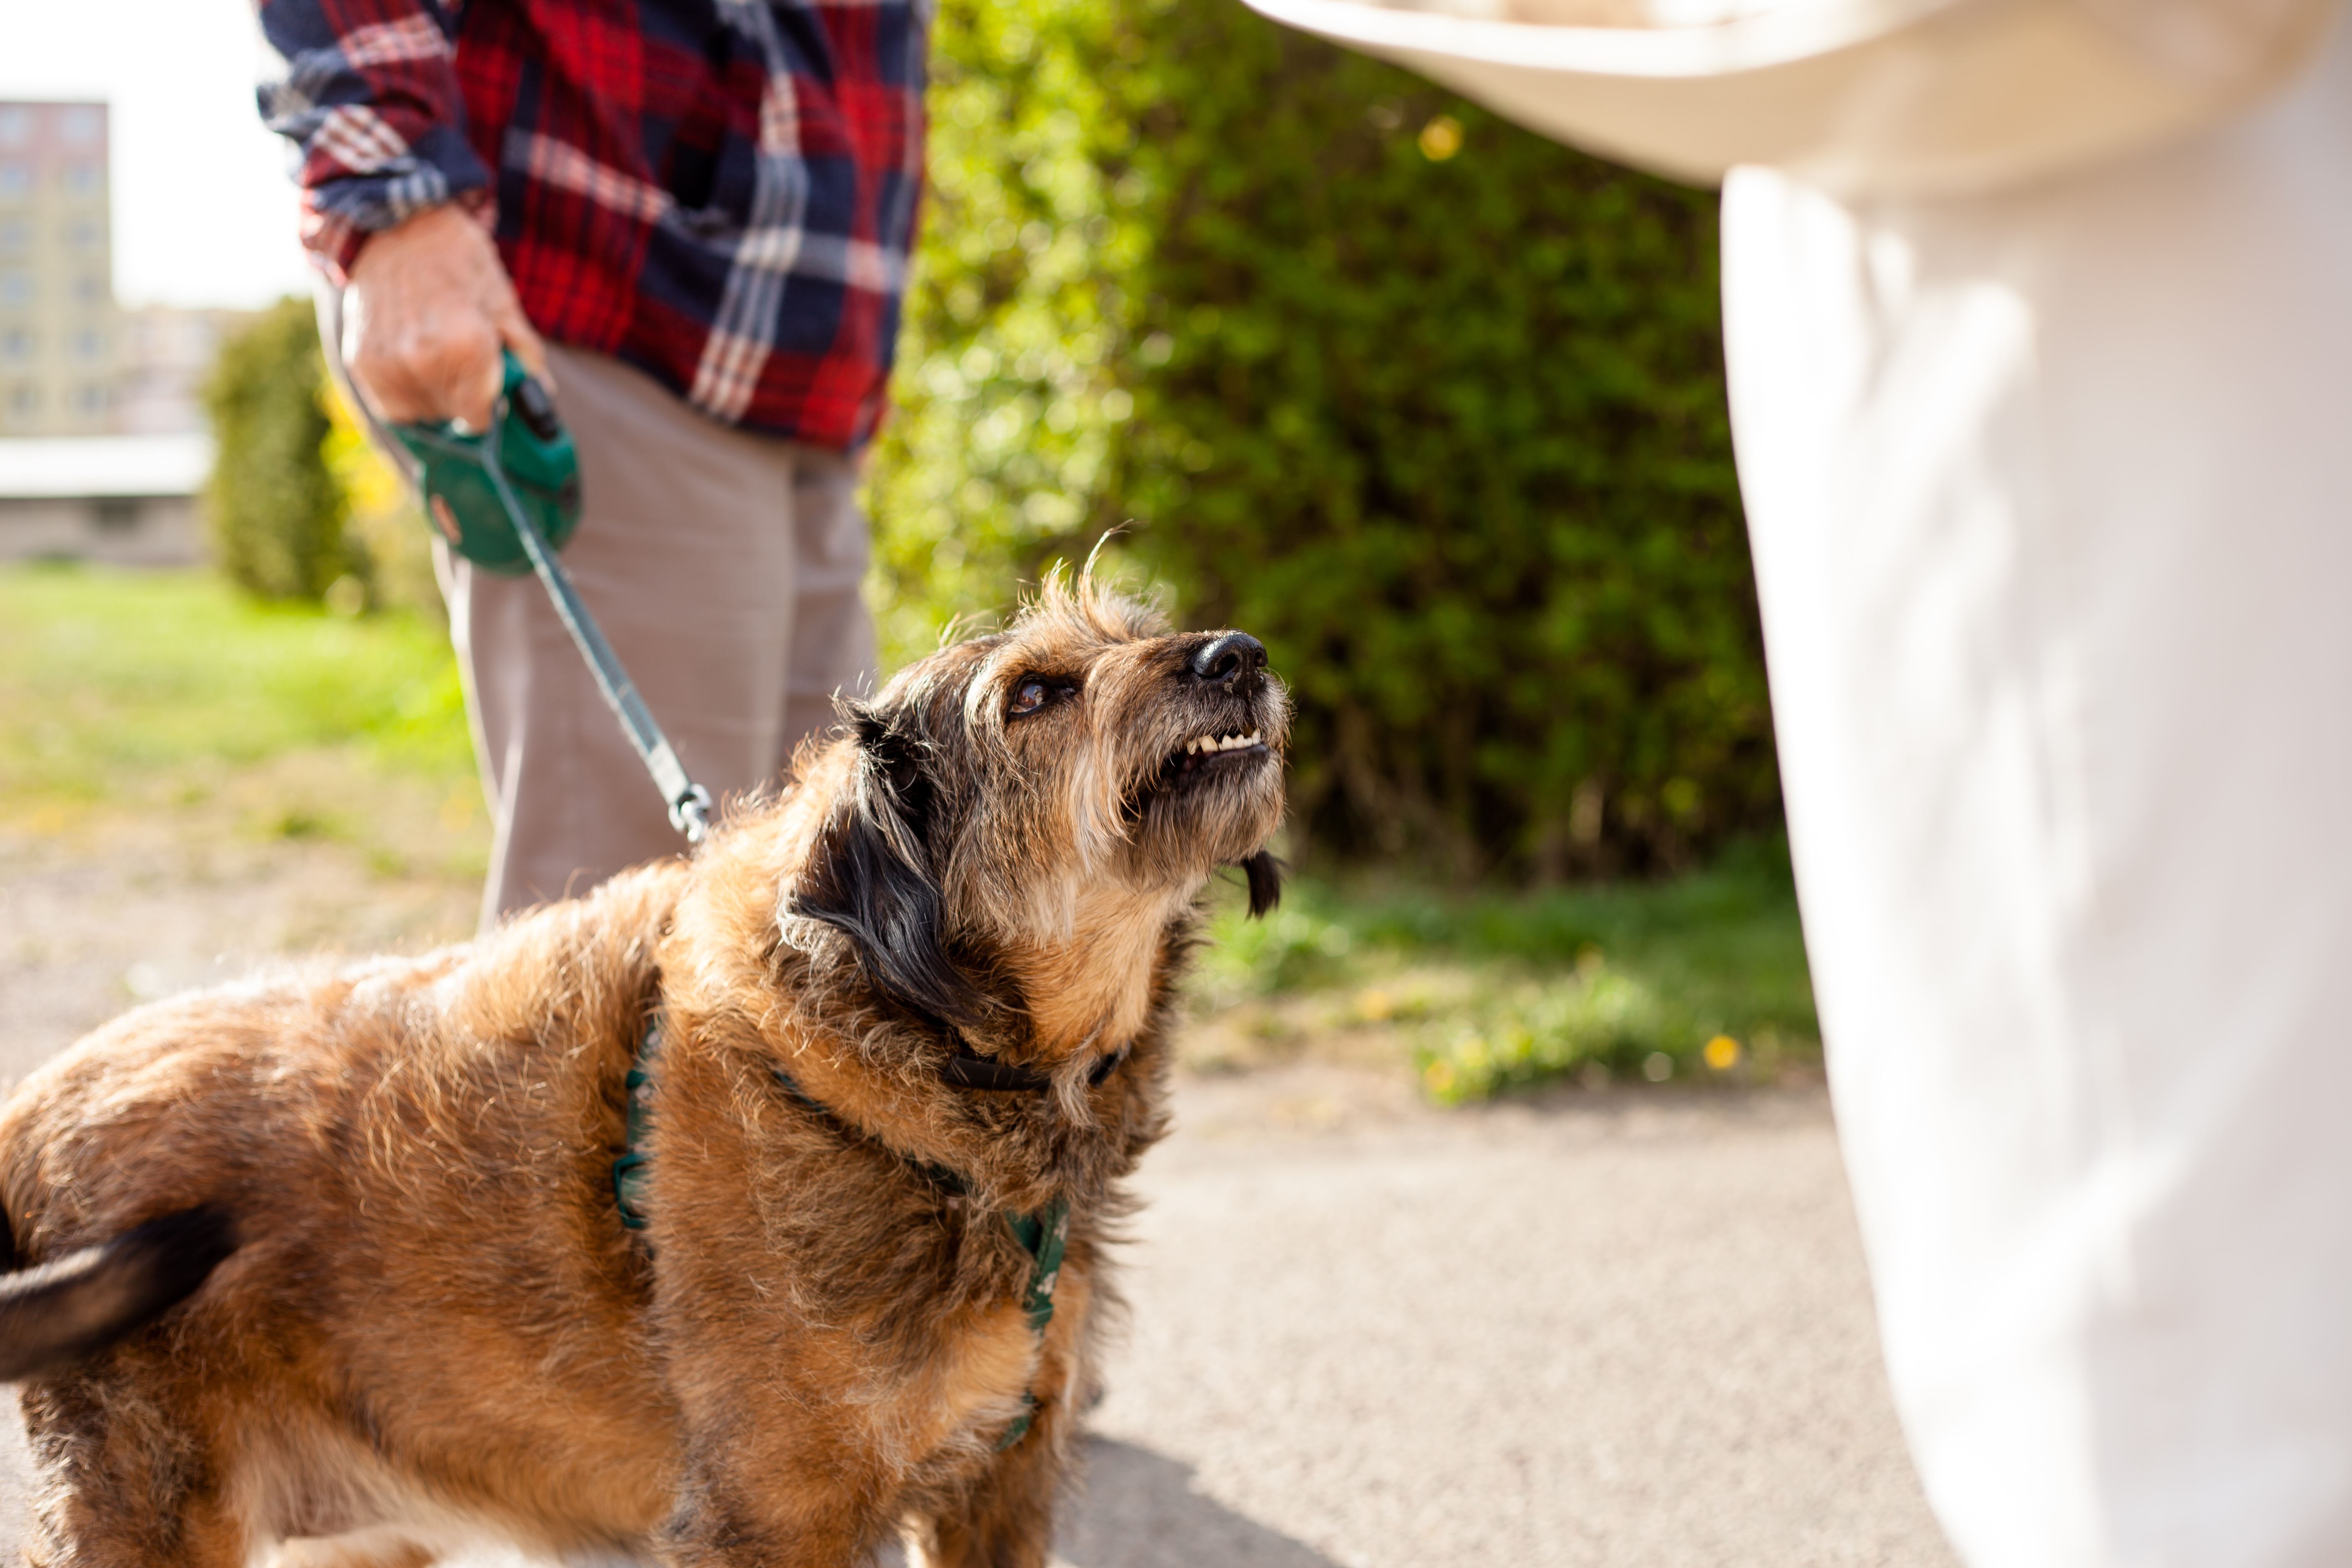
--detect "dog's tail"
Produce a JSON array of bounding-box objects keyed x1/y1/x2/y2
[{"x1": 0, "y1": 1206, "x2": 237, "y2": 1382}]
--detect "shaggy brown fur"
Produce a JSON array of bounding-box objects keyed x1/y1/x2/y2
[{"x1": 0, "y1": 577, "x2": 1288, "y2": 1568}]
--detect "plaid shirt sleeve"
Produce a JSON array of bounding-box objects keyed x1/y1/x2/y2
[
  {"x1": 256, "y1": 0, "x2": 495, "y2": 282},
  {"x1": 255, "y1": 0, "x2": 928, "y2": 449}
]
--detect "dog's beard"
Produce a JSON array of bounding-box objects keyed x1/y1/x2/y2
[{"x1": 1092, "y1": 673, "x2": 1288, "y2": 873}]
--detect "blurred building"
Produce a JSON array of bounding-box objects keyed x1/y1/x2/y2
[
  {"x1": 0, "y1": 102, "x2": 242, "y2": 562},
  {"x1": 0, "y1": 101, "x2": 121, "y2": 437},
  {"x1": 118, "y1": 305, "x2": 253, "y2": 435}
]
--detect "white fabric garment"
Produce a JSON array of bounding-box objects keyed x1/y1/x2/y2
[
  {"x1": 1721, "y1": 18, "x2": 2352, "y2": 1565},
  {"x1": 1235, "y1": 0, "x2": 2339, "y2": 195}
]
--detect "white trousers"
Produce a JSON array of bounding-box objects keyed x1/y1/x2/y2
[{"x1": 1721, "y1": 23, "x2": 2352, "y2": 1568}]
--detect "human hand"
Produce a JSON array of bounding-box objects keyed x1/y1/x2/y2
[{"x1": 342, "y1": 204, "x2": 552, "y2": 431}]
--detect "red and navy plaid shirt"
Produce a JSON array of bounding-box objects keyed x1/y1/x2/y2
[{"x1": 257, "y1": 0, "x2": 928, "y2": 447}]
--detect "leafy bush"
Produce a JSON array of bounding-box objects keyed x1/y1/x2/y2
[
  {"x1": 324, "y1": 380, "x2": 442, "y2": 618},
  {"x1": 203, "y1": 298, "x2": 361, "y2": 605},
  {"x1": 870, "y1": 0, "x2": 1778, "y2": 876}
]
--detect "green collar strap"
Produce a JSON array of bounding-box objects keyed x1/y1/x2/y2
[
  {"x1": 612, "y1": 1009, "x2": 1068, "y2": 1447},
  {"x1": 610, "y1": 1012, "x2": 661, "y2": 1231}
]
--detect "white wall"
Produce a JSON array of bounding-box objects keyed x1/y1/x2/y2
[{"x1": 0, "y1": 491, "x2": 199, "y2": 564}]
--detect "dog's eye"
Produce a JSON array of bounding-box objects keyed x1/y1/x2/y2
[{"x1": 1008, "y1": 677, "x2": 1079, "y2": 718}]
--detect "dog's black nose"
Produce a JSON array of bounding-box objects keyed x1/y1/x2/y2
[{"x1": 1189, "y1": 631, "x2": 1266, "y2": 689}]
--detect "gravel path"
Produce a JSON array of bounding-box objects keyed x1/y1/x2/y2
[
  {"x1": 0, "y1": 829, "x2": 1955, "y2": 1566},
  {"x1": 1067, "y1": 1071, "x2": 1955, "y2": 1567}
]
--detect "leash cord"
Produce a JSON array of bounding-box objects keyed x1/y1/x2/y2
[
  {"x1": 345, "y1": 309, "x2": 712, "y2": 847},
  {"x1": 475, "y1": 414, "x2": 713, "y2": 844}
]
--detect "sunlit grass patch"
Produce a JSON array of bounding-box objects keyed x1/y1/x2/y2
[
  {"x1": 0, "y1": 562, "x2": 471, "y2": 806},
  {"x1": 1192, "y1": 841, "x2": 1817, "y2": 1101},
  {"x1": 0, "y1": 563, "x2": 482, "y2": 879}
]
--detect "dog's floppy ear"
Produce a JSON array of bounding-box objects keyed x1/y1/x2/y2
[
  {"x1": 1240, "y1": 849, "x2": 1283, "y2": 919},
  {"x1": 789, "y1": 704, "x2": 983, "y2": 1026}
]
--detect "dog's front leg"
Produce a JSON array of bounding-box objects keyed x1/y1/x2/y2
[
  {"x1": 907, "y1": 1408, "x2": 1068, "y2": 1568},
  {"x1": 655, "y1": 1450, "x2": 887, "y2": 1568},
  {"x1": 913, "y1": 1274, "x2": 1099, "y2": 1568}
]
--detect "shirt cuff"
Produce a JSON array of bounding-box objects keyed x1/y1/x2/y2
[{"x1": 303, "y1": 182, "x2": 494, "y2": 286}]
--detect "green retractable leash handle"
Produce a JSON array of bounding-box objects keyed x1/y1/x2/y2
[{"x1": 393, "y1": 352, "x2": 713, "y2": 843}]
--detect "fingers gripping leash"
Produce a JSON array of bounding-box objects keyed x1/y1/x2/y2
[{"x1": 392, "y1": 353, "x2": 714, "y2": 844}]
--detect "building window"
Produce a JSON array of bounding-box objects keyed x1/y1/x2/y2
[
  {"x1": 0, "y1": 108, "x2": 28, "y2": 148},
  {"x1": 0, "y1": 271, "x2": 30, "y2": 306},
  {"x1": 0, "y1": 328, "x2": 30, "y2": 363},
  {"x1": 74, "y1": 273, "x2": 106, "y2": 304},
  {"x1": 59, "y1": 108, "x2": 103, "y2": 146},
  {"x1": 0, "y1": 217, "x2": 27, "y2": 251},
  {"x1": 67, "y1": 218, "x2": 102, "y2": 249},
  {"x1": 9, "y1": 383, "x2": 39, "y2": 416},
  {"x1": 94, "y1": 498, "x2": 141, "y2": 533},
  {"x1": 72, "y1": 328, "x2": 106, "y2": 361},
  {"x1": 0, "y1": 162, "x2": 28, "y2": 199},
  {"x1": 62, "y1": 162, "x2": 101, "y2": 197},
  {"x1": 72, "y1": 384, "x2": 109, "y2": 413}
]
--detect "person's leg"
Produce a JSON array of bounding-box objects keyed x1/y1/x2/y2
[
  {"x1": 1721, "y1": 27, "x2": 2352, "y2": 1567},
  {"x1": 449, "y1": 346, "x2": 802, "y2": 924},
  {"x1": 776, "y1": 445, "x2": 877, "y2": 771}
]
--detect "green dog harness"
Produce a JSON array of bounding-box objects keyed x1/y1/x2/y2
[{"x1": 612, "y1": 1009, "x2": 1084, "y2": 1448}]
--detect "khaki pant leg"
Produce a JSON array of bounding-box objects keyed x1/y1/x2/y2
[
  {"x1": 777, "y1": 447, "x2": 878, "y2": 771},
  {"x1": 444, "y1": 347, "x2": 868, "y2": 925}
]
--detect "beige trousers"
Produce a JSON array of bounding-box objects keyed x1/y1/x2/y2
[{"x1": 435, "y1": 346, "x2": 876, "y2": 927}]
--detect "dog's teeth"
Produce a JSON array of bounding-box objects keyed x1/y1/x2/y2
[{"x1": 1181, "y1": 730, "x2": 1264, "y2": 759}]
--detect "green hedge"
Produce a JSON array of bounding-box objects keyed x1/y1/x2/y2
[
  {"x1": 203, "y1": 298, "x2": 361, "y2": 606},
  {"x1": 871, "y1": 0, "x2": 1778, "y2": 876}
]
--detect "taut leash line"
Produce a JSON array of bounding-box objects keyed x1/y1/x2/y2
[
  {"x1": 390, "y1": 351, "x2": 712, "y2": 844},
  {"x1": 474, "y1": 425, "x2": 713, "y2": 843}
]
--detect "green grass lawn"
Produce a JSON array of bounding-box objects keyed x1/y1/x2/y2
[
  {"x1": 1191, "y1": 837, "x2": 1818, "y2": 1099},
  {"x1": 0, "y1": 562, "x2": 483, "y2": 877},
  {"x1": 0, "y1": 562, "x2": 1818, "y2": 1097}
]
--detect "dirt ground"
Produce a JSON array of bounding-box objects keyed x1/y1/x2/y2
[
  {"x1": 0, "y1": 815, "x2": 478, "y2": 1082},
  {"x1": 0, "y1": 823, "x2": 1956, "y2": 1567}
]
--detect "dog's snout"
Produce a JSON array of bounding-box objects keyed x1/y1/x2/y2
[{"x1": 1189, "y1": 632, "x2": 1266, "y2": 689}]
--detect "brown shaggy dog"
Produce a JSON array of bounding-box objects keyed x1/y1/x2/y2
[{"x1": 0, "y1": 578, "x2": 1288, "y2": 1568}]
